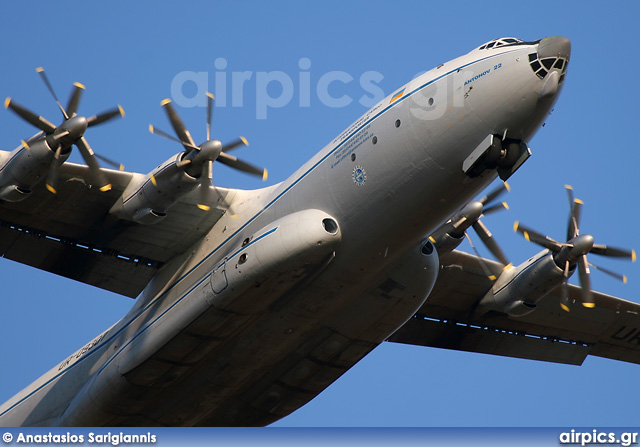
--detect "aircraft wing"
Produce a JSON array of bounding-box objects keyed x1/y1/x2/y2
[
  {"x1": 388, "y1": 250, "x2": 640, "y2": 366},
  {"x1": 0, "y1": 162, "x2": 230, "y2": 298}
]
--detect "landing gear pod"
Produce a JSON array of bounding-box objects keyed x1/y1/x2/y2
[{"x1": 208, "y1": 209, "x2": 343, "y2": 313}]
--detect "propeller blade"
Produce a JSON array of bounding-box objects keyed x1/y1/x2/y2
[
  {"x1": 161, "y1": 99, "x2": 197, "y2": 152},
  {"x1": 588, "y1": 261, "x2": 628, "y2": 284},
  {"x1": 23, "y1": 131, "x2": 44, "y2": 147},
  {"x1": 149, "y1": 125, "x2": 201, "y2": 151},
  {"x1": 197, "y1": 160, "x2": 215, "y2": 211},
  {"x1": 66, "y1": 82, "x2": 85, "y2": 117},
  {"x1": 4, "y1": 98, "x2": 57, "y2": 133},
  {"x1": 559, "y1": 280, "x2": 571, "y2": 312},
  {"x1": 563, "y1": 259, "x2": 571, "y2": 278},
  {"x1": 75, "y1": 137, "x2": 111, "y2": 191},
  {"x1": 36, "y1": 67, "x2": 69, "y2": 120},
  {"x1": 567, "y1": 198, "x2": 583, "y2": 240},
  {"x1": 196, "y1": 158, "x2": 239, "y2": 217},
  {"x1": 513, "y1": 221, "x2": 564, "y2": 251},
  {"x1": 49, "y1": 129, "x2": 70, "y2": 141},
  {"x1": 565, "y1": 185, "x2": 581, "y2": 240},
  {"x1": 591, "y1": 244, "x2": 636, "y2": 261},
  {"x1": 222, "y1": 136, "x2": 249, "y2": 153},
  {"x1": 218, "y1": 152, "x2": 268, "y2": 180},
  {"x1": 577, "y1": 254, "x2": 594, "y2": 307},
  {"x1": 214, "y1": 184, "x2": 238, "y2": 219},
  {"x1": 206, "y1": 92, "x2": 214, "y2": 141},
  {"x1": 13, "y1": 132, "x2": 43, "y2": 151},
  {"x1": 464, "y1": 231, "x2": 498, "y2": 280},
  {"x1": 482, "y1": 201, "x2": 509, "y2": 216},
  {"x1": 472, "y1": 220, "x2": 510, "y2": 266},
  {"x1": 565, "y1": 184, "x2": 575, "y2": 208},
  {"x1": 87, "y1": 105, "x2": 124, "y2": 127},
  {"x1": 94, "y1": 153, "x2": 124, "y2": 171},
  {"x1": 479, "y1": 182, "x2": 510, "y2": 206},
  {"x1": 45, "y1": 146, "x2": 63, "y2": 194}
]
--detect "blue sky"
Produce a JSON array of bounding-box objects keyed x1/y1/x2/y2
[{"x1": 1, "y1": 0, "x2": 639, "y2": 427}]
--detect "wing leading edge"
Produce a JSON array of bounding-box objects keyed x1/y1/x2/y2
[
  {"x1": 389, "y1": 250, "x2": 640, "y2": 366},
  {"x1": 0, "y1": 162, "x2": 230, "y2": 297}
]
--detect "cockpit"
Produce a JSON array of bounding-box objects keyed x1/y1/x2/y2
[
  {"x1": 477, "y1": 36, "x2": 569, "y2": 84},
  {"x1": 477, "y1": 37, "x2": 523, "y2": 50}
]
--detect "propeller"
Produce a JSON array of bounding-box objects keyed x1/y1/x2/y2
[
  {"x1": 471, "y1": 182, "x2": 511, "y2": 268},
  {"x1": 452, "y1": 182, "x2": 510, "y2": 260},
  {"x1": 149, "y1": 93, "x2": 267, "y2": 211},
  {"x1": 514, "y1": 185, "x2": 636, "y2": 311},
  {"x1": 4, "y1": 67, "x2": 124, "y2": 193},
  {"x1": 432, "y1": 182, "x2": 511, "y2": 279}
]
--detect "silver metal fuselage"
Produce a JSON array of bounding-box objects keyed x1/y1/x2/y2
[{"x1": 0, "y1": 39, "x2": 564, "y2": 426}]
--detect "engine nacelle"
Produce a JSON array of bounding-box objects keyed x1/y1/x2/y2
[
  {"x1": 109, "y1": 153, "x2": 199, "y2": 224},
  {"x1": 429, "y1": 201, "x2": 483, "y2": 256},
  {"x1": 477, "y1": 250, "x2": 567, "y2": 317},
  {"x1": 0, "y1": 184, "x2": 31, "y2": 202},
  {"x1": 429, "y1": 231, "x2": 464, "y2": 257},
  {"x1": 0, "y1": 137, "x2": 68, "y2": 202}
]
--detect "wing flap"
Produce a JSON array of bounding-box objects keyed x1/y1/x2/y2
[
  {"x1": 392, "y1": 316, "x2": 590, "y2": 365},
  {"x1": 389, "y1": 250, "x2": 640, "y2": 366},
  {"x1": 0, "y1": 218, "x2": 158, "y2": 297}
]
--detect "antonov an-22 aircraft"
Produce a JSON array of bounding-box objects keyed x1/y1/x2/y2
[{"x1": 0, "y1": 36, "x2": 637, "y2": 426}]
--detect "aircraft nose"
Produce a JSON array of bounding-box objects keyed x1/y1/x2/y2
[{"x1": 537, "y1": 36, "x2": 571, "y2": 60}]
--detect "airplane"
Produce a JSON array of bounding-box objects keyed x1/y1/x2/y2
[{"x1": 0, "y1": 35, "x2": 636, "y2": 427}]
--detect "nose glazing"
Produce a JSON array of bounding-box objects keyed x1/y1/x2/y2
[{"x1": 528, "y1": 36, "x2": 571, "y2": 84}]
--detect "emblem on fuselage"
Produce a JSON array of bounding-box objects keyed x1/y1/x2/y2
[{"x1": 352, "y1": 166, "x2": 367, "y2": 186}]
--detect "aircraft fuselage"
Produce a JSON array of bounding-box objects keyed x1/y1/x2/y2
[{"x1": 0, "y1": 37, "x2": 569, "y2": 426}]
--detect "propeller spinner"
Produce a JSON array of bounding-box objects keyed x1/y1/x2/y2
[
  {"x1": 149, "y1": 93, "x2": 267, "y2": 211},
  {"x1": 514, "y1": 185, "x2": 636, "y2": 311},
  {"x1": 4, "y1": 68, "x2": 124, "y2": 193}
]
